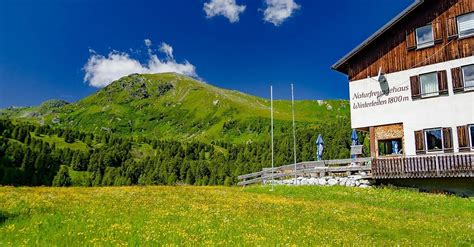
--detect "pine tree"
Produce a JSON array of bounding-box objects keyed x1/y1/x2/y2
[
  {"x1": 223, "y1": 176, "x2": 232, "y2": 186},
  {"x1": 52, "y1": 165, "x2": 72, "y2": 187}
]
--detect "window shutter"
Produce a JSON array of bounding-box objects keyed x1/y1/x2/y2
[
  {"x1": 457, "y1": 125, "x2": 470, "y2": 152},
  {"x1": 414, "y1": 130, "x2": 426, "y2": 154},
  {"x1": 437, "y1": 70, "x2": 448, "y2": 95},
  {"x1": 410, "y1": 76, "x2": 421, "y2": 100},
  {"x1": 442, "y1": 127, "x2": 453, "y2": 152},
  {"x1": 433, "y1": 21, "x2": 443, "y2": 43},
  {"x1": 451, "y1": 67, "x2": 464, "y2": 93},
  {"x1": 446, "y1": 16, "x2": 458, "y2": 40},
  {"x1": 406, "y1": 29, "x2": 416, "y2": 51}
]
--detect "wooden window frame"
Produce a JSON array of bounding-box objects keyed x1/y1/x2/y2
[
  {"x1": 457, "y1": 12, "x2": 474, "y2": 40},
  {"x1": 442, "y1": 127, "x2": 454, "y2": 153},
  {"x1": 447, "y1": 16, "x2": 458, "y2": 40},
  {"x1": 406, "y1": 29, "x2": 416, "y2": 51},
  {"x1": 424, "y1": 128, "x2": 444, "y2": 154},
  {"x1": 414, "y1": 130, "x2": 425, "y2": 154},
  {"x1": 452, "y1": 67, "x2": 464, "y2": 93},
  {"x1": 377, "y1": 138, "x2": 403, "y2": 157},
  {"x1": 457, "y1": 125, "x2": 471, "y2": 152},
  {"x1": 415, "y1": 24, "x2": 435, "y2": 50}
]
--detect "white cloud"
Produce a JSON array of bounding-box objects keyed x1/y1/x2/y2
[
  {"x1": 144, "y1": 39, "x2": 152, "y2": 47},
  {"x1": 263, "y1": 0, "x2": 300, "y2": 26},
  {"x1": 203, "y1": 0, "x2": 246, "y2": 23},
  {"x1": 84, "y1": 40, "x2": 197, "y2": 88},
  {"x1": 159, "y1": 42, "x2": 174, "y2": 60}
]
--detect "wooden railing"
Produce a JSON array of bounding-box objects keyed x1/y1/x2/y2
[
  {"x1": 237, "y1": 158, "x2": 372, "y2": 186},
  {"x1": 372, "y1": 153, "x2": 474, "y2": 179}
]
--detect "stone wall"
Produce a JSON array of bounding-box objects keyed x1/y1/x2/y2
[{"x1": 371, "y1": 123, "x2": 404, "y2": 157}]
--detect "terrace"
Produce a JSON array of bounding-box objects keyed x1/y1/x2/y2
[{"x1": 237, "y1": 152, "x2": 474, "y2": 186}]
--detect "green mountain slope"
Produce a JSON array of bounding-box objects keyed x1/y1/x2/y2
[{"x1": 0, "y1": 73, "x2": 349, "y2": 143}]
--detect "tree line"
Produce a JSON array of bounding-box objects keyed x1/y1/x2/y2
[{"x1": 0, "y1": 118, "x2": 366, "y2": 186}]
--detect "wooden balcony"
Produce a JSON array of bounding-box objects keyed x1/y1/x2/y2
[{"x1": 372, "y1": 153, "x2": 474, "y2": 179}]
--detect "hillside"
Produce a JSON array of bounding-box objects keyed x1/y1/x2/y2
[
  {"x1": 0, "y1": 73, "x2": 349, "y2": 143},
  {"x1": 0, "y1": 73, "x2": 359, "y2": 187}
]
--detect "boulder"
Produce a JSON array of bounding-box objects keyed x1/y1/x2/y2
[
  {"x1": 359, "y1": 179, "x2": 370, "y2": 185},
  {"x1": 318, "y1": 178, "x2": 327, "y2": 186},
  {"x1": 327, "y1": 179, "x2": 338, "y2": 186}
]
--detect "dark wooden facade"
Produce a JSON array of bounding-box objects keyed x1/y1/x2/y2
[{"x1": 336, "y1": 0, "x2": 474, "y2": 81}]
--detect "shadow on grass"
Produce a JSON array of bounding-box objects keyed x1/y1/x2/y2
[{"x1": 0, "y1": 211, "x2": 17, "y2": 225}]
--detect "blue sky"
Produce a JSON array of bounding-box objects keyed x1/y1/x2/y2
[{"x1": 0, "y1": 0, "x2": 413, "y2": 108}]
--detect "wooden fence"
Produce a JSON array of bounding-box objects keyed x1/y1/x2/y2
[
  {"x1": 372, "y1": 153, "x2": 474, "y2": 179},
  {"x1": 237, "y1": 158, "x2": 372, "y2": 186}
]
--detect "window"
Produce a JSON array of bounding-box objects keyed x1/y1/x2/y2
[
  {"x1": 457, "y1": 12, "x2": 474, "y2": 38},
  {"x1": 419, "y1": 72, "x2": 439, "y2": 97},
  {"x1": 416, "y1": 25, "x2": 434, "y2": 49},
  {"x1": 462, "y1": 64, "x2": 474, "y2": 90},
  {"x1": 470, "y1": 125, "x2": 474, "y2": 150},
  {"x1": 425, "y1": 128, "x2": 443, "y2": 152},
  {"x1": 378, "y1": 139, "x2": 403, "y2": 156}
]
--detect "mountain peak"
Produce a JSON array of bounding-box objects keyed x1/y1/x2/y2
[{"x1": 1, "y1": 73, "x2": 349, "y2": 143}]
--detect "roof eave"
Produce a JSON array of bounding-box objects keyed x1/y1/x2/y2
[{"x1": 331, "y1": 0, "x2": 424, "y2": 74}]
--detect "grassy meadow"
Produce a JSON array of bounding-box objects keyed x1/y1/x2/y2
[{"x1": 1, "y1": 186, "x2": 473, "y2": 246}]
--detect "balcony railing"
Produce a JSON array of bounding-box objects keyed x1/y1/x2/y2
[{"x1": 372, "y1": 152, "x2": 474, "y2": 179}]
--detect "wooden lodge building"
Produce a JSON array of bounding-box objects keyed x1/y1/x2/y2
[{"x1": 333, "y1": 0, "x2": 474, "y2": 193}]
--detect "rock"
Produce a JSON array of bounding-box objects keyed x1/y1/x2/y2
[
  {"x1": 355, "y1": 181, "x2": 360, "y2": 186},
  {"x1": 359, "y1": 179, "x2": 370, "y2": 185},
  {"x1": 327, "y1": 179, "x2": 338, "y2": 186},
  {"x1": 351, "y1": 175, "x2": 363, "y2": 180},
  {"x1": 359, "y1": 171, "x2": 367, "y2": 176},
  {"x1": 156, "y1": 83, "x2": 174, "y2": 96},
  {"x1": 318, "y1": 179, "x2": 327, "y2": 186}
]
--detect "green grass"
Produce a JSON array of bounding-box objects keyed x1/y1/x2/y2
[
  {"x1": 0, "y1": 186, "x2": 472, "y2": 246},
  {"x1": 68, "y1": 170, "x2": 91, "y2": 186},
  {"x1": 31, "y1": 133, "x2": 89, "y2": 151}
]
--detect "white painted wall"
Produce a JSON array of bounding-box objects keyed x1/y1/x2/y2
[{"x1": 349, "y1": 56, "x2": 474, "y2": 155}]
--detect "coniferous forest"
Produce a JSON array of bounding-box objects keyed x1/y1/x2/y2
[{"x1": 0, "y1": 118, "x2": 367, "y2": 186}]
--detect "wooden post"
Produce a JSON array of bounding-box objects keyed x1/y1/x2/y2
[{"x1": 369, "y1": 127, "x2": 376, "y2": 158}]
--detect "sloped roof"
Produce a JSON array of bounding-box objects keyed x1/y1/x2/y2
[{"x1": 332, "y1": 0, "x2": 424, "y2": 74}]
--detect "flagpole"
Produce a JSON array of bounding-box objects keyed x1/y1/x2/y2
[
  {"x1": 270, "y1": 85, "x2": 274, "y2": 191},
  {"x1": 291, "y1": 84, "x2": 297, "y2": 185}
]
